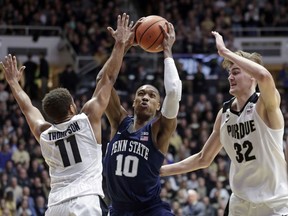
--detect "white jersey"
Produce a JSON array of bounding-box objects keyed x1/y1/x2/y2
[
  {"x1": 220, "y1": 93, "x2": 288, "y2": 203},
  {"x1": 40, "y1": 113, "x2": 104, "y2": 207}
]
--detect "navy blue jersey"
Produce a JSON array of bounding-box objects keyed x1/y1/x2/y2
[{"x1": 104, "y1": 116, "x2": 165, "y2": 211}]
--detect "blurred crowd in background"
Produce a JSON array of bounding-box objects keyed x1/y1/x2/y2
[{"x1": 0, "y1": 0, "x2": 288, "y2": 215}]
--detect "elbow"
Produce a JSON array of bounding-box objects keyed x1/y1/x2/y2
[
  {"x1": 96, "y1": 73, "x2": 102, "y2": 83},
  {"x1": 165, "y1": 80, "x2": 182, "y2": 100},
  {"x1": 257, "y1": 68, "x2": 273, "y2": 83},
  {"x1": 198, "y1": 151, "x2": 212, "y2": 169}
]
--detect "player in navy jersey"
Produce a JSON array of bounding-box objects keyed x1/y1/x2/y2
[
  {"x1": 0, "y1": 13, "x2": 138, "y2": 216},
  {"x1": 98, "y1": 22, "x2": 182, "y2": 215},
  {"x1": 160, "y1": 31, "x2": 288, "y2": 216}
]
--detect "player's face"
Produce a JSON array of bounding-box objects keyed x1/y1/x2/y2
[
  {"x1": 228, "y1": 64, "x2": 254, "y2": 97},
  {"x1": 133, "y1": 85, "x2": 160, "y2": 118}
]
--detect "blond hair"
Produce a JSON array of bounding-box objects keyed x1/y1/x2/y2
[{"x1": 222, "y1": 50, "x2": 263, "y2": 70}]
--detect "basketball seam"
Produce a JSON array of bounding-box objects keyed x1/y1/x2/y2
[{"x1": 139, "y1": 19, "x2": 165, "y2": 50}]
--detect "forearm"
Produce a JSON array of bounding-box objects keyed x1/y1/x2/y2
[
  {"x1": 221, "y1": 48, "x2": 270, "y2": 80},
  {"x1": 161, "y1": 153, "x2": 205, "y2": 176},
  {"x1": 96, "y1": 41, "x2": 125, "y2": 84},
  {"x1": 8, "y1": 81, "x2": 33, "y2": 114},
  {"x1": 161, "y1": 58, "x2": 182, "y2": 119}
]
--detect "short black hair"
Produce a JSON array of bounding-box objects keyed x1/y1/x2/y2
[{"x1": 42, "y1": 88, "x2": 72, "y2": 122}]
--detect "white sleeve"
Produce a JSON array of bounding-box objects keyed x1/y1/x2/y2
[{"x1": 161, "y1": 57, "x2": 182, "y2": 119}]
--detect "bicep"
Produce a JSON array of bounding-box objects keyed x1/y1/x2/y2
[
  {"x1": 153, "y1": 116, "x2": 177, "y2": 153},
  {"x1": 105, "y1": 88, "x2": 127, "y2": 128}
]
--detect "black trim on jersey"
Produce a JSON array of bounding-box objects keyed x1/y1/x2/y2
[{"x1": 222, "y1": 92, "x2": 259, "y2": 116}]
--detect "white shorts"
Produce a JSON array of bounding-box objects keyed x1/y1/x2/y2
[
  {"x1": 228, "y1": 193, "x2": 288, "y2": 216},
  {"x1": 45, "y1": 195, "x2": 106, "y2": 216}
]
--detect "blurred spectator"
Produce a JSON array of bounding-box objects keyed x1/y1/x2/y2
[
  {"x1": 0, "y1": 172, "x2": 9, "y2": 195},
  {"x1": 34, "y1": 195, "x2": 47, "y2": 216},
  {"x1": 38, "y1": 52, "x2": 50, "y2": 97},
  {"x1": 209, "y1": 180, "x2": 229, "y2": 210},
  {"x1": 203, "y1": 196, "x2": 217, "y2": 216},
  {"x1": 196, "y1": 177, "x2": 207, "y2": 201},
  {"x1": 27, "y1": 159, "x2": 42, "y2": 179},
  {"x1": 193, "y1": 62, "x2": 207, "y2": 94},
  {"x1": 4, "y1": 177, "x2": 23, "y2": 203},
  {"x1": 30, "y1": 177, "x2": 46, "y2": 202},
  {"x1": 4, "y1": 191, "x2": 16, "y2": 216},
  {"x1": 0, "y1": 144, "x2": 12, "y2": 172},
  {"x1": 4, "y1": 160, "x2": 17, "y2": 181},
  {"x1": 187, "y1": 172, "x2": 199, "y2": 190},
  {"x1": 16, "y1": 187, "x2": 36, "y2": 216},
  {"x1": 0, "y1": 82, "x2": 9, "y2": 111},
  {"x1": 23, "y1": 54, "x2": 38, "y2": 100},
  {"x1": 278, "y1": 63, "x2": 288, "y2": 93},
  {"x1": 16, "y1": 197, "x2": 33, "y2": 216},
  {"x1": 17, "y1": 167, "x2": 31, "y2": 188},
  {"x1": 12, "y1": 141, "x2": 30, "y2": 170},
  {"x1": 58, "y1": 64, "x2": 78, "y2": 94},
  {"x1": 182, "y1": 189, "x2": 206, "y2": 216},
  {"x1": 0, "y1": 197, "x2": 12, "y2": 216}
]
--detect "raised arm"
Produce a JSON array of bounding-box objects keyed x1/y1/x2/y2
[
  {"x1": 95, "y1": 17, "x2": 143, "y2": 137},
  {"x1": 152, "y1": 22, "x2": 182, "y2": 154},
  {"x1": 82, "y1": 13, "x2": 137, "y2": 142},
  {"x1": 212, "y1": 31, "x2": 283, "y2": 129},
  {"x1": 0, "y1": 55, "x2": 50, "y2": 142}
]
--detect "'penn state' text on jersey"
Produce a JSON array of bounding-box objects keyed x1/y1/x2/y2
[
  {"x1": 104, "y1": 116, "x2": 164, "y2": 211},
  {"x1": 220, "y1": 93, "x2": 288, "y2": 204},
  {"x1": 40, "y1": 113, "x2": 104, "y2": 207}
]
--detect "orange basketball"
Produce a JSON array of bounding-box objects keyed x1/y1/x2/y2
[{"x1": 135, "y1": 15, "x2": 168, "y2": 53}]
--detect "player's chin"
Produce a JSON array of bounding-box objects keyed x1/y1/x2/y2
[{"x1": 229, "y1": 88, "x2": 237, "y2": 96}]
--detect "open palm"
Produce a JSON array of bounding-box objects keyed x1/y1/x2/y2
[{"x1": 0, "y1": 54, "x2": 25, "y2": 84}]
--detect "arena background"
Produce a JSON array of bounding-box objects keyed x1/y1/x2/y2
[{"x1": 0, "y1": 0, "x2": 287, "y2": 215}]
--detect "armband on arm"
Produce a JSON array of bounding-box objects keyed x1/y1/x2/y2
[{"x1": 161, "y1": 57, "x2": 182, "y2": 119}]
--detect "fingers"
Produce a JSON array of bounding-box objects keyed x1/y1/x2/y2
[
  {"x1": 0, "y1": 61, "x2": 5, "y2": 71},
  {"x1": 107, "y1": 26, "x2": 114, "y2": 34},
  {"x1": 161, "y1": 22, "x2": 174, "y2": 38},
  {"x1": 118, "y1": 13, "x2": 129, "y2": 27},
  {"x1": 123, "y1": 13, "x2": 129, "y2": 27},
  {"x1": 132, "y1": 17, "x2": 144, "y2": 31},
  {"x1": 13, "y1": 55, "x2": 18, "y2": 70},
  {"x1": 1, "y1": 54, "x2": 20, "y2": 72},
  {"x1": 19, "y1": 66, "x2": 25, "y2": 74}
]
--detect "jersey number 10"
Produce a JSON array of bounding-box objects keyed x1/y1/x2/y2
[{"x1": 115, "y1": 154, "x2": 139, "y2": 177}]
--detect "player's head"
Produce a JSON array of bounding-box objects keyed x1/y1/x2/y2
[
  {"x1": 133, "y1": 84, "x2": 161, "y2": 119},
  {"x1": 222, "y1": 50, "x2": 262, "y2": 96},
  {"x1": 42, "y1": 88, "x2": 77, "y2": 123}
]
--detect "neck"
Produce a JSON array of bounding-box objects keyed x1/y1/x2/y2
[
  {"x1": 54, "y1": 115, "x2": 73, "y2": 124},
  {"x1": 131, "y1": 115, "x2": 154, "y2": 132},
  {"x1": 234, "y1": 91, "x2": 255, "y2": 111}
]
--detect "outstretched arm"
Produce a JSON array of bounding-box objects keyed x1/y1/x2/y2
[
  {"x1": 212, "y1": 31, "x2": 283, "y2": 129},
  {"x1": 82, "y1": 13, "x2": 137, "y2": 141},
  {"x1": 153, "y1": 22, "x2": 182, "y2": 154},
  {"x1": 0, "y1": 55, "x2": 50, "y2": 142},
  {"x1": 160, "y1": 110, "x2": 223, "y2": 176},
  {"x1": 95, "y1": 16, "x2": 143, "y2": 137}
]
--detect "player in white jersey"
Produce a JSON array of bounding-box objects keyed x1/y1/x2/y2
[
  {"x1": 0, "y1": 13, "x2": 140, "y2": 216},
  {"x1": 160, "y1": 31, "x2": 288, "y2": 216}
]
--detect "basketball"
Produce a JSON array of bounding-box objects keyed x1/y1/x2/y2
[{"x1": 135, "y1": 15, "x2": 168, "y2": 53}]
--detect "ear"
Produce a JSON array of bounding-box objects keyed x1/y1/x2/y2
[
  {"x1": 132, "y1": 100, "x2": 135, "y2": 107},
  {"x1": 156, "y1": 102, "x2": 161, "y2": 111},
  {"x1": 69, "y1": 104, "x2": 75, "y2": 114}
]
